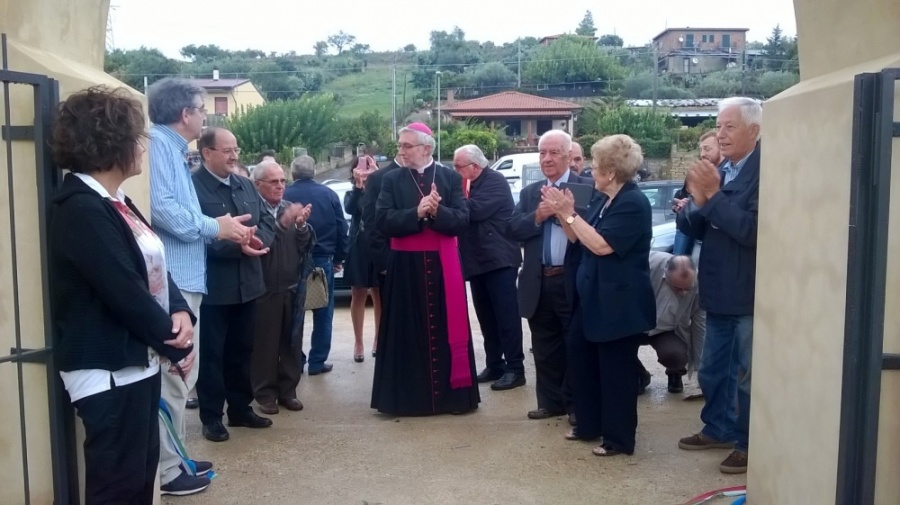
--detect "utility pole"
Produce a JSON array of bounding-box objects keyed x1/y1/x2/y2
[
  {"x1": 391, "y1": 63, "x2": 397, "y2": 140},
  {"x1": 435, "y1": 71, "x2": 442, "y2": 163},
  {"x1": 143, "y1": 76, "x2": 148, "y2": 95},
  {"x1": 741, "y1": 49, "x2": 747, "y2": 95},
  {"x1": 652, "y1": 44, "x2": 659, "y2": 114},
  {"x1": 517, "y1": 39, "x2": 522, "y2": 88}
]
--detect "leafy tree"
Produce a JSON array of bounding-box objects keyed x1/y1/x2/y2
[
  {"x1": 249, "y1": 61, "x2": 305, "y2": 101},
  {"x1": 403, "y1": 44, "x2": 417, "y2": 53},
  {"x1": 180, "y1": 44, "x2": 232, "y2": 62},
  {"x1": 763, "y1": 25, "x2": 788, "y2": 71},
  {"x1": 339, "y1": 111, "x2": 393, "y2": 150},
  {"x1": 575, "y1": 10, "x2": 597, "y2": 37},
  {"x1": 621, "y1": 72, "x2": 654, "y2": 98},
  {"x1": 598, "y1": 34, "x2": 624, "y2": 47},
  {"x1": 314, "y1": 41, "x2": 329, "y2": 58},
  {"x1": 576, "y1": 101, "x2": 677, "y2": 157},
  {"x1": 105, "y1": 47, "x2": 181, "y2": 89},
  {"x1": 327, "y1": 31, "x2": 356, "y2": 55},
  {"x1": 226, "y1": 94, "x2": 339, "y2": 161},
  {"x1": 755, "y1": 70, "x2": 799, "y2": 97},
  {"x1": 524, "y1": 35, "x2": 625, "y2": 87},
  {"x1": 472, "y1": 62, "x2": 517, "y2": 88},
  {"x1": 411, "y1": 27, "x2": 483, "y2": 89},
  {"x1": 694, "y1": 69, "x2": 742, "y2": 98},
  {"x1": 349, "y1": 43, "x2": 371, "y2": 55}
]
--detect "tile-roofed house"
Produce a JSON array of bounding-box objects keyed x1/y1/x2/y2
[
  {"x1": 442, "y1": 91, "x2": 583, "y2": 146},
  {"x1": 186, "y1": 73, "x2": 265, "y2": 125}
]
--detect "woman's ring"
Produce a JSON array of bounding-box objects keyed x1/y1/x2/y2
[{"x1": 186, "y1": 340, "x2": 192, "y2": 346}]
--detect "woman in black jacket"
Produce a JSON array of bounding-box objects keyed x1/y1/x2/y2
[
  {"x1": 49, "y1": 87, "x2": 196, "y2": 504},
  {"x1": 542, "y1": 134, "x2": 656, "y2": 457}
]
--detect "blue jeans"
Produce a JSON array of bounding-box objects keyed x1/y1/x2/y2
[
  {"x1": 308, "y1": 255, "x2": 335, "y2": 372},
  {"x1": 673, "y1": 229, "x2": 695, "y2": 255},
  {"x1": 699, "y1": 313, "x2": 753, "y2": 452}
]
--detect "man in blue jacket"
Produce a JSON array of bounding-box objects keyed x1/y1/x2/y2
[
  {"x1": 675, "y1": 97, "x2": 761, "y2": 475},
  {"x1": 283, "y1": 155, "x2": 348, "y2": 375},
  {"x1": 454, "y1": 145, "x2": 525, "y2": 391}
]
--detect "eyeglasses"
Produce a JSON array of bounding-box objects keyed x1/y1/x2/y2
[
  {"x1": 187, "y1": 105, "x2": 207, "y2": 114},
  {"x1": 261, "y1": 178, "x2": 287, "y2": 185},
  {"x1": 208, "y1": 147, "x2": 242, "y2": 155},
  {"x1": 397, "y1": 143, "x2": 424, "y2": 150},
  {"x1": 453, "y1": 162, "x2": 475, "y2": 171}
]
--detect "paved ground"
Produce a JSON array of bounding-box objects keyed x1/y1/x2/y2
[{"x1": 165, "y1": 298, "x2": 744, "y2": 505}]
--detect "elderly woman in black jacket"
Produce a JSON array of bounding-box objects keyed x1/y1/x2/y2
[
  {"x1": 542, "y1": 134, "x2": 656, "y2": 457},
  {"x1": 49, "y1": 87, "x2": 196, "y2": 504}
]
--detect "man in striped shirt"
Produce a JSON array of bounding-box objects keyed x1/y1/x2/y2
[{"x1": 148, "y1": 78, "x2": 253, "y2": 496}]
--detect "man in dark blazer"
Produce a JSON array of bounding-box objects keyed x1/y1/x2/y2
[
  {"x1": 454, "y1": 145, "x2": 525, "y2": 391},
  {"x1": 507, "y1": 130, "x2": 594, "y2": 421},
  {"x1": 361, "y1": 155, "x2": 402, "y2": 286},
  {"x1": 676, "y1": 97, "x2": 761, "y2": 475},
  {"x1": 192, "y1": 127, "x2": 277, "y2": 442}
]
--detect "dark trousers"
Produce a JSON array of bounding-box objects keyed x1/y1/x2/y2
[
  {"x1": 74, "y1": 374, "x2": 160, "y2": 505},
  {"x1": 470, "y1": 267, "x2": 525, "y2": 375},
  {"x1": 198, "y1": 301, "x2": 257, "y2": 425},
  {"x1": 251, "y1": 289, "x2": 304, "y2": 403},
  {"x1": 526, "y1": 274, "x2": 571, "y2": 413},
  {"x1": 568, "y1": 315, "x2": 643, "y2": 454},
  {"x1": 638, "y1": 331, "x2": 689, "y2": 376}
]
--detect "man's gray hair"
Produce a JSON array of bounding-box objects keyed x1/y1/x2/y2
[
  {"x1": 398, "y1": 126, "x2": 437, "y2": 151},
  {"x1": 454, "y1": 144, "x2": 489, "y2": 168},
  {"x1": 538, "y1": 129, "x2": 572, "y2": 152},
  {"x1": 719, "y1": 97, "x2": 763, "y2": 139},
  {"x1": 147, "y1": 78, "x2": 205, "y2": 125},
  {"x1": 290, "y1": 155, "x2": 316, "y2": 181},
  {"x1": 250, "y1": 160, "x2": 283, "y2": 183}
]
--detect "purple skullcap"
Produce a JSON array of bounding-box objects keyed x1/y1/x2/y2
[{"x1": 406, "y1": 122, "x2": 433, "y2": 136}]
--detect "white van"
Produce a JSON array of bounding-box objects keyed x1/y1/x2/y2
[{"x1": 490, "y1": 152, "x2": 540, "y2": 191}]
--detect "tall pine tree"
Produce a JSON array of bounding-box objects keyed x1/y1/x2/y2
[{"x1": 576, "y1": 11, "x2": 597, "y2": 37}]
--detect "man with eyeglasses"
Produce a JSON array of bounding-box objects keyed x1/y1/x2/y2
[
  {"x1": 192, "y1": 127, "x2": 277, "y2": 442},
  {"x1": 148, "y1": 78, "x2": 254, "y2": 496},
  {"x1": 370, "y1": 122, "x2": 480, "y2": 416},
  {"x1": 636, "y1": 252, "x2": 706, "y2": 396},
  {"x1": 249, "y1": 161, "x2": 313, "y2": 414},
  {"x1": 453, "y1": 144, "x2": 525, "y2": 392}
]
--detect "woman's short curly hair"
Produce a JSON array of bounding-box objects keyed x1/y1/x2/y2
[
  {"x1": 51, "y1": 86, "x2": 147, "y2": 174},
  {"x1": 590, "y1": 134, "x2": 644, "y2": 183}
]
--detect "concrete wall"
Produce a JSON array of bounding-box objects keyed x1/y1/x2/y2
[
  {"x1": 200, "y1": 82, "x2": 265, "y2": 118},
  {"x1": 749, "y1": 0, "x2": 900, "y2": 502},
  {"x1": 0, "y1": 1, "x2": 155, "y2": 503}
]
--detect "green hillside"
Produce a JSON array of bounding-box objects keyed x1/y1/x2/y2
[{"x1": 323, "y1": 65, "x2": 412, "y2": 118}]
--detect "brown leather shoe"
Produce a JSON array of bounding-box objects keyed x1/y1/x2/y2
[
  {"x1": 258, "y1": 402, "x2": 279, "y2": 415},
  {"x1": 279, "y1": 398, "x2": 304, "y2": 411},
  {"x1": 719, "y1": 450, "x2": 748, "y2": 474},
  {"x1": 678, "y1": 433, "x2": 734, "y2": 451}
]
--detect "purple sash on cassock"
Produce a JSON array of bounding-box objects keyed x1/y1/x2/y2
[{"x1": 391, "y1": 228, "x2": 472, "y2": 389}]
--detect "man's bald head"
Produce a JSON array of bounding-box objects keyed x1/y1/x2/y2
[{"x1": 665, "y1": 255, "x2": 696, "y2": 295}]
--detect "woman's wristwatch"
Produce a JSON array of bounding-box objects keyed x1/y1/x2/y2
[{"x1": 565, "y1": 212, "x2": 578, "y2": 225}]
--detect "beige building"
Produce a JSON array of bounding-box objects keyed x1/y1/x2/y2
[
  {"x1": 653, "y1": 27, "x2": 748, "y2": 75},
  {"x1": 187, "y1": 74, "x2": 265, "y2": 126}
]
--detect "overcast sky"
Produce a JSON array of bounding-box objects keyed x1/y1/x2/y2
[{"x1": 109, "y1": 0, "x2": 797, "y2": 59}]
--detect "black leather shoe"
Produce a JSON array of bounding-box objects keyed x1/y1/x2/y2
[
  {"x1": 476, "y1": 368, "x2": 504, "y2": 383},
  {"x1": 185, "y1": 398, "x2": 199, "y2": 409},
  {"x1": 308, "y1": 363, "x2": 334, "y2": 376},
  {"x1": 667, "y1": 373, "x2": 684, "y2": 393},
  {"x1": 228, "y1": 411, "x2": 273, "y2": 429},
  {"x1": 202, "y1": 421, "x2": 229, "y2": 442},
  {"x1": 527, "y1": 407, "x2": 566, "y2": 420},
  {"x1": 490, "y1": 373, "x2": 526, "y2": 391},
  {"x1": 638, "y1": 370, "x2": 652, "y2": 395}
]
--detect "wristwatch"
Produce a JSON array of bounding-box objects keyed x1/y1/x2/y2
[{"x1": 565, "y1": 213, "x2": 578, "y2": 225}]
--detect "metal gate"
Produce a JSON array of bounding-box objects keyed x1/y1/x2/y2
[
  {"x1": 836, "y1": 68, "x2": 899, "y2": 505},
  {"x1": 0, "y1": 33, "x2": 79, "y2": 505}
]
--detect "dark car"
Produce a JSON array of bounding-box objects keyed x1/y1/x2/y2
[{"x1": 638, "y1": 180, "x2": 684, "y2": 225}]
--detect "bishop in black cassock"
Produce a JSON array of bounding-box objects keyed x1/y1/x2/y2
[{"x1": 371, "y1": 123, "x2": 480, "y2": 416}]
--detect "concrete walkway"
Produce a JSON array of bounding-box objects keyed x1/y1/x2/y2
[{"x1": 165, "y1": 300, "x2": 744, "y2": 505}]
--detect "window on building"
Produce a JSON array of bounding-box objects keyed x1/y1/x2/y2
[
  {"x1": 701, "y1": 35, "x2": 708, "y2": 43},
  {"x1": 683, "y1": 58, "x2": 690, "y2": 73},
  {"x1": 722, "y1": 34, "x2": 731, "y2": 48},
  {"x1": 709, "y1": 34, "x2": 715, "y2": 44},
  {"x1": 214, "y1": 96, "x2": 228, "y2": 115},
  {"x1": 685, "y1": 34, "x2": 694, "y2": 48}
]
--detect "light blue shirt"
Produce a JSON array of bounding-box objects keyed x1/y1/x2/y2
[
  {"x1": 546, "y1": 169, "x2": 571, "y2": 266},
  {"x1": 722, "y1": 150, "x2": 753, "y2": 185},
  {"x1": 149, "y1": 124, "x2": 219, "y2": 294}
]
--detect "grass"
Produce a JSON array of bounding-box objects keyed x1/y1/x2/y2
[{"x1": 322, "y1": 65, "x2": 412, "y2": 118}]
